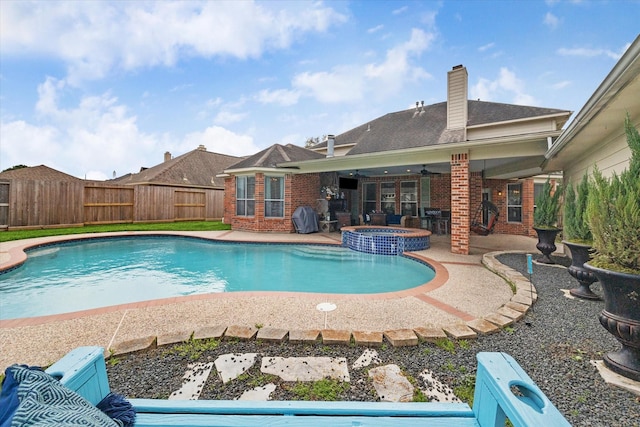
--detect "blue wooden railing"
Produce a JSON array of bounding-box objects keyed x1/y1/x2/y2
[{"x1": 46, "y1": 346, "x2": 570, "y2": 427}]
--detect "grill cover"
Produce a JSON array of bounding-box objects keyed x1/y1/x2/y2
[{"x1": 292, "y1": 206, "x2": 319, "y2": 234}]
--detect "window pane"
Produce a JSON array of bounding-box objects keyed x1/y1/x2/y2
[
  {"x1": 236, "y1": 200, "x2": 245, "y2": 216},
  {"x1": 508, "y1": 184, "x2": 522, "y2": 205},
  {"x1": 266, "y1": 176, "x2": 283, "y2": 199},
  {"x1": 247, "y1": 177, "x2": 255, "y2": 198},
  {"x1": 364, "y1": 201, "x2": 376, "y2": 214},
  {"x1": 508, "y1": 207, "x2": 522, "y2": 222},
  {"x1": 236, "y1": 177, "x2": 246, "y2": 198},
  {"x1": 364, "y1": 183, "x2": 377, "y2": 200},
  {"x1": 265, "y1": 201, "x2": 283, "y2": 217},
  {"x1": 247, "y1": 200, "x2": 255, "y2": 216}
]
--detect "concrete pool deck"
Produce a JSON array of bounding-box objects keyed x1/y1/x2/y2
[{"x1": 0, "y1": 231, "x2": 559, "y2": 371}]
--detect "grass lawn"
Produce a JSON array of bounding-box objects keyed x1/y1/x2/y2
[{"x1": 0, "y1": 221, "x2": 231, "y2": 243}]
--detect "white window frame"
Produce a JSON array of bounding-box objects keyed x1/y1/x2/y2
[
  {"x1": 264, "y1": 175, "x2": 284, "y2": 218},
  {"x1": 236, "y1": 176, "x2": 255, "y2": 217}
]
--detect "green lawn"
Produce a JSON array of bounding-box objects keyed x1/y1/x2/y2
[{"x1": 0, "y1": 221, "x2": 231, "y2": 243}]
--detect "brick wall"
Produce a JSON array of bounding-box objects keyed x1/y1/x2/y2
[
  {"x1": 483, "y1": 178, "x2": 536, "y2": 237},
  {"x1": 227, "y1": 173, "x2": 321, "y2": 233},
  {"x1": 450, "y1": 153, "x2": 470, "y2": 254}
]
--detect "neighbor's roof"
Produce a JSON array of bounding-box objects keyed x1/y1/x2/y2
[
  {"x1": 226, "y1": 143, "x2": 325, "y2": 171},
  {"x1": 317, "y1": 100, "x2": 571, "y2": 156},
  {"x1": 113, "y1": 147, "x2": 242, "y2": 188},
  {"x1": 0, "y1": 165, "x2": 82, "y2": 182}
]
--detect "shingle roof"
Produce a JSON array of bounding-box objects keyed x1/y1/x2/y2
[
  {"x1": 227, "y1": 144, "x2": 325, "y2": 170},
  {"x1": 0, "y1": 165, "x2": 82, "y2": 182},
  {"x1": 113, "y1": 148, "x2": 241, "y2": 188},
  {"x1": 320, "y1": 100, "x2": 570, "y2": 156}
]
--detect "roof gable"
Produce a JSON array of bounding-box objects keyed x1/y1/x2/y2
[
  {"x1": 114, "y1": 148, "x2": 241, "y2": 187},
  {"x1": 227, "y1": 144, "x2": 325, "y2": 170},
  {"x1": 324, "y1": 100, "x2": 570, "y2": 156},
  {"x1": 0, "y1": 165, "x2": 82, "y2": 182}
]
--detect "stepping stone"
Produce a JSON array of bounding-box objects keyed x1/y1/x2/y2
[
  {"x1": 510, "y1": 294, "x2": 533, "y2": 306},
  {"x1": 224, "y1": 325, "x2": 257, "y2": 340},
  {"x1": 419, "y1": 369, "x2": 461, "y2": 403},
  {"x1": 368, "y1": 364, "x2": 414, "y2": 402},
  {"x1": 238, "y1": 383, "x2": 277, "y2": 401},
  {"x1": 497, "y1": 306, "x2": 525, "y2": 321},
  {"x1": 384, "y1": 329, "x2": 418, "y2": 347},
  {"x1": 193, "y1": 325, "x2": 227, "y2": 340},
  {"x1": 466, "y1": 318, "x2": 500, "y2": 335},
  {"x1": 505, "y1": 301, "x2": 529, "y2": 313},
  {"x1": 352, "y1": 349, "x2": 381, "y2": 370},
  {"x1": 260, "y1": 356, "x2": 350, "y2": 382},
  {"x1": 442, "y1": 324, "x2": 477, "y2": 340},
  {"x1": 157, "y1": 330, "x2": 192, "y2": 347},
  {"x1": 560, "y1": 289, "x2": 578, "y2": 300},
  {"x1": 214, "y1": 353, "x2": 258, "y2": 383},
  {"x1": 352, "y1": 331, "x2": 383, "y2": 347},
  {"x1": 484, "y1": 313, "x2": 514, "y2": 328},
  {"x1": 321, "y1": 329, "x2": 352, "y2": 345},
  {"x1": 256, "y1": 327, "x2": 288, "y2": 343},
  {"x1": 110, "y1": 336, "x2": 156, "y2": 355},
  {"x1": 288, "y1": 329, "x2": 320, "y2": 343},
  {"x1": 413, "y1": 327, "x2": 447, "y2": 342},
  {"x1": 169, "y1": 362, "x2": 213, "y2": 400}
]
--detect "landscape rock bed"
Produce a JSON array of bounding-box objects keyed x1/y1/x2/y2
[{"x1": 107, "y1": 253, "x2": 640, "y2": 426}]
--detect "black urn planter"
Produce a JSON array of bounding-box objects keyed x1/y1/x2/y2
[
  {"x1": 563, "y1": 241, "x2": 601, "y2": 300},
  {"x1": 533, "y1": 227, "x2": 561, "y2": 264},
  {"x1": 585, "y1": 262, "x2": 640, "y2": 381}
]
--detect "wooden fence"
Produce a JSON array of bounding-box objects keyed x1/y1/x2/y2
[{"x1": 0, "y1": 180, "x2": 224, "y2": 228}]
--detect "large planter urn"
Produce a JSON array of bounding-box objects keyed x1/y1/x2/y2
[
  {"x1": 563, "y1": 241, "x2": 600, "y2": 300},
  {"x1": 585, "y1": 263, "x2": 640, "y2": 381},
  {"x1": 533, "y1": 227, "x2": 561, "y2": 264}
]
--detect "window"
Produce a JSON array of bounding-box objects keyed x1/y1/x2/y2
[
  {"x1": 363, "y1": 182, "x2": 377, "y2": 214},
  {"x1": 265, "y1": 176, "x2": 284, "y2": 217},
  {"x1": 507, "y1": 183, "x2": 522, "y2": 222},
  {"x1": 380, "y1": 182, "x2": 395, "y2": 215},
  {"x1": 419, "y1": 177, "x2": 431, "y2": 214},
  {"x1": 400, "y1": 181, "x2": 417, "y2": 216},
  {"x1": 236, "y1": 176, "x2": 255, "y2": 216}
]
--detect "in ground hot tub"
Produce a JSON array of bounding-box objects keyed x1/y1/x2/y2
[{"x1": 341, "y1": 226, "x2": 431, "y2": 255}]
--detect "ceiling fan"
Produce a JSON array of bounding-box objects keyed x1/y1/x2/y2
[{"x1": 420, "y1": 165, "x2": 440, "y2": 176}]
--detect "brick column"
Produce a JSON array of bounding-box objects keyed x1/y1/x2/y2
[{"x1": 450, "y1": 152, "x2": 470, "y2": 255}]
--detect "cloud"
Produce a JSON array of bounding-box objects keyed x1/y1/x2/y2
[
  {"x1": 478, "y1": 42, "x2": 495, "y2": 52},
  {"x1": 255, "y1": 88, "x2": 301, "y2": 106},
  {"x1": 368, "y1": 24, "x2": 384, "y2": 34},
  {"x1": 551, "y1": 80, "x2": 571, "y2": 90},
  {"x1": 557, "y1": 43, "x2": 630, "y2": 60},
  {"x1": 293, "y1": 66, "x2": 365, "y2": 103},
  {"x1": 543, "y1": 12, "x2": 560, "y2": 30},
  {"x1": 0, "y1": 77, "x2": 258, "y2": 179},
  {"x1": 213, "y1": 111, "x2": 248, "y2": 126},
  {"x1": 471, "y1": 68, "x2": 537, "y2": 106},
  {"x1": 392, "y1": 6, "x2": 408, "y2": 15},
  {"x1": 0, "y1": 1, "x2": 347, "y2": 85}
]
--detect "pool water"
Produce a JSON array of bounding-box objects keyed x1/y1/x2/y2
[{"x1": 0, "y1": 236, "x2": 434, "y2": 320}]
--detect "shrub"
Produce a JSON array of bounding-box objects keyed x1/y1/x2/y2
[
  {"x1": 563, "y1": 173, "x2": 592, "y2": 243},
  {"x1": 586, "y1": 114, "x2": 640, "y2": 274},
  {"x1": 533, "y1": 178, "x2": 562, "y2": 228}
]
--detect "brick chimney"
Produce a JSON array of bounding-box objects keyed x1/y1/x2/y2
[
  {"x1": 447, "y1": 65, "x2": 468, "y2": 131},
  {"x1": 164, "y1": 151, "x2": 171, "y2": 162}
]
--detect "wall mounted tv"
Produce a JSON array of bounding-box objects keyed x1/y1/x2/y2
[{"x1": 339, "y1": 177, "x2": 358, "y2": 190}]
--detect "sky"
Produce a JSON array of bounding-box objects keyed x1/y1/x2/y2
[{"x1": 1, "y1": 1, "x2": 638, "y2": 180}]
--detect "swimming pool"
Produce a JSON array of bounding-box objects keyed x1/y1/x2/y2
[{"x1": 0, "y1": 236, "x2": 435, "y2": 320}]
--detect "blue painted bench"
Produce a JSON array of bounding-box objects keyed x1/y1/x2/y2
[{"x1": 45, "y1": 346, "x2": 570, "y2": 427}]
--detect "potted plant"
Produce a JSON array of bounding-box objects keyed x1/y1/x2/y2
[
  {"x1": 562, "y1": 173, "x2": 600, "y2": 300},
  {"x1": 533, "y1": 177, "x2": 563, "y2": 264},
  {"x1": 585, "y1": 114, "x2": 640, "y2": 381}
]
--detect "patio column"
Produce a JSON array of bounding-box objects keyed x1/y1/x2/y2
[{"x1": 451, "y1": 152, "x2": 470, "y2": 255}]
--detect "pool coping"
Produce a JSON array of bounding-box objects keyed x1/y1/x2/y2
[{"x1": 0, "y1": 231, "x2": 545, "y2": 369}]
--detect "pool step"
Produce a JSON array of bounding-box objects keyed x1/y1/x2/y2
[{"x1": 290, "y1": 246, "x2": 359, "y2": 261}]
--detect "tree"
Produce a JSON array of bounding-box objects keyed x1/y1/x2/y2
[
  {"x1": 2, "y1": 165, "x2": 28, "y2": 173},
  {"x1": 305, "y1": 135, "x2": 327, "y2": 148}
]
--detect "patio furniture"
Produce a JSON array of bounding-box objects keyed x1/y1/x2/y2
[
  {"x1": 39, "y1": 346, "x2": 570, "y2": 427},
  {"x1": 370, "y1": 213, "x2": 386, "y2": 225},
  {"x1": 471, "y1": 201, "x2": 500, "y2": 236}
]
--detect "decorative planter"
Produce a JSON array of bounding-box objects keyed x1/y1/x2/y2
[
  {"x1": 585, "y1": 263, "x2": 640, "y2": 381},
  {"x1": 563, "y1": 241, "x2": 600, "y2": 300},
  {"x1": 533, "y1": 227, "x2": 562, "y2": 264}
]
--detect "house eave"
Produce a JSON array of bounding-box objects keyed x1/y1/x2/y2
[{"x1": 468, "y1": 111, "x2": 572, "y2": 130}]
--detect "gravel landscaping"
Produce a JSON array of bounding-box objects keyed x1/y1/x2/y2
[{"x1": 107, "y1": 253, "x2": 640, "y2": 426}]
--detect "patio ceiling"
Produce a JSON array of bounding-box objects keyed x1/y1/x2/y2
[{"x1": 282, "y1": 134, "x2": 552, "y2": 180}]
